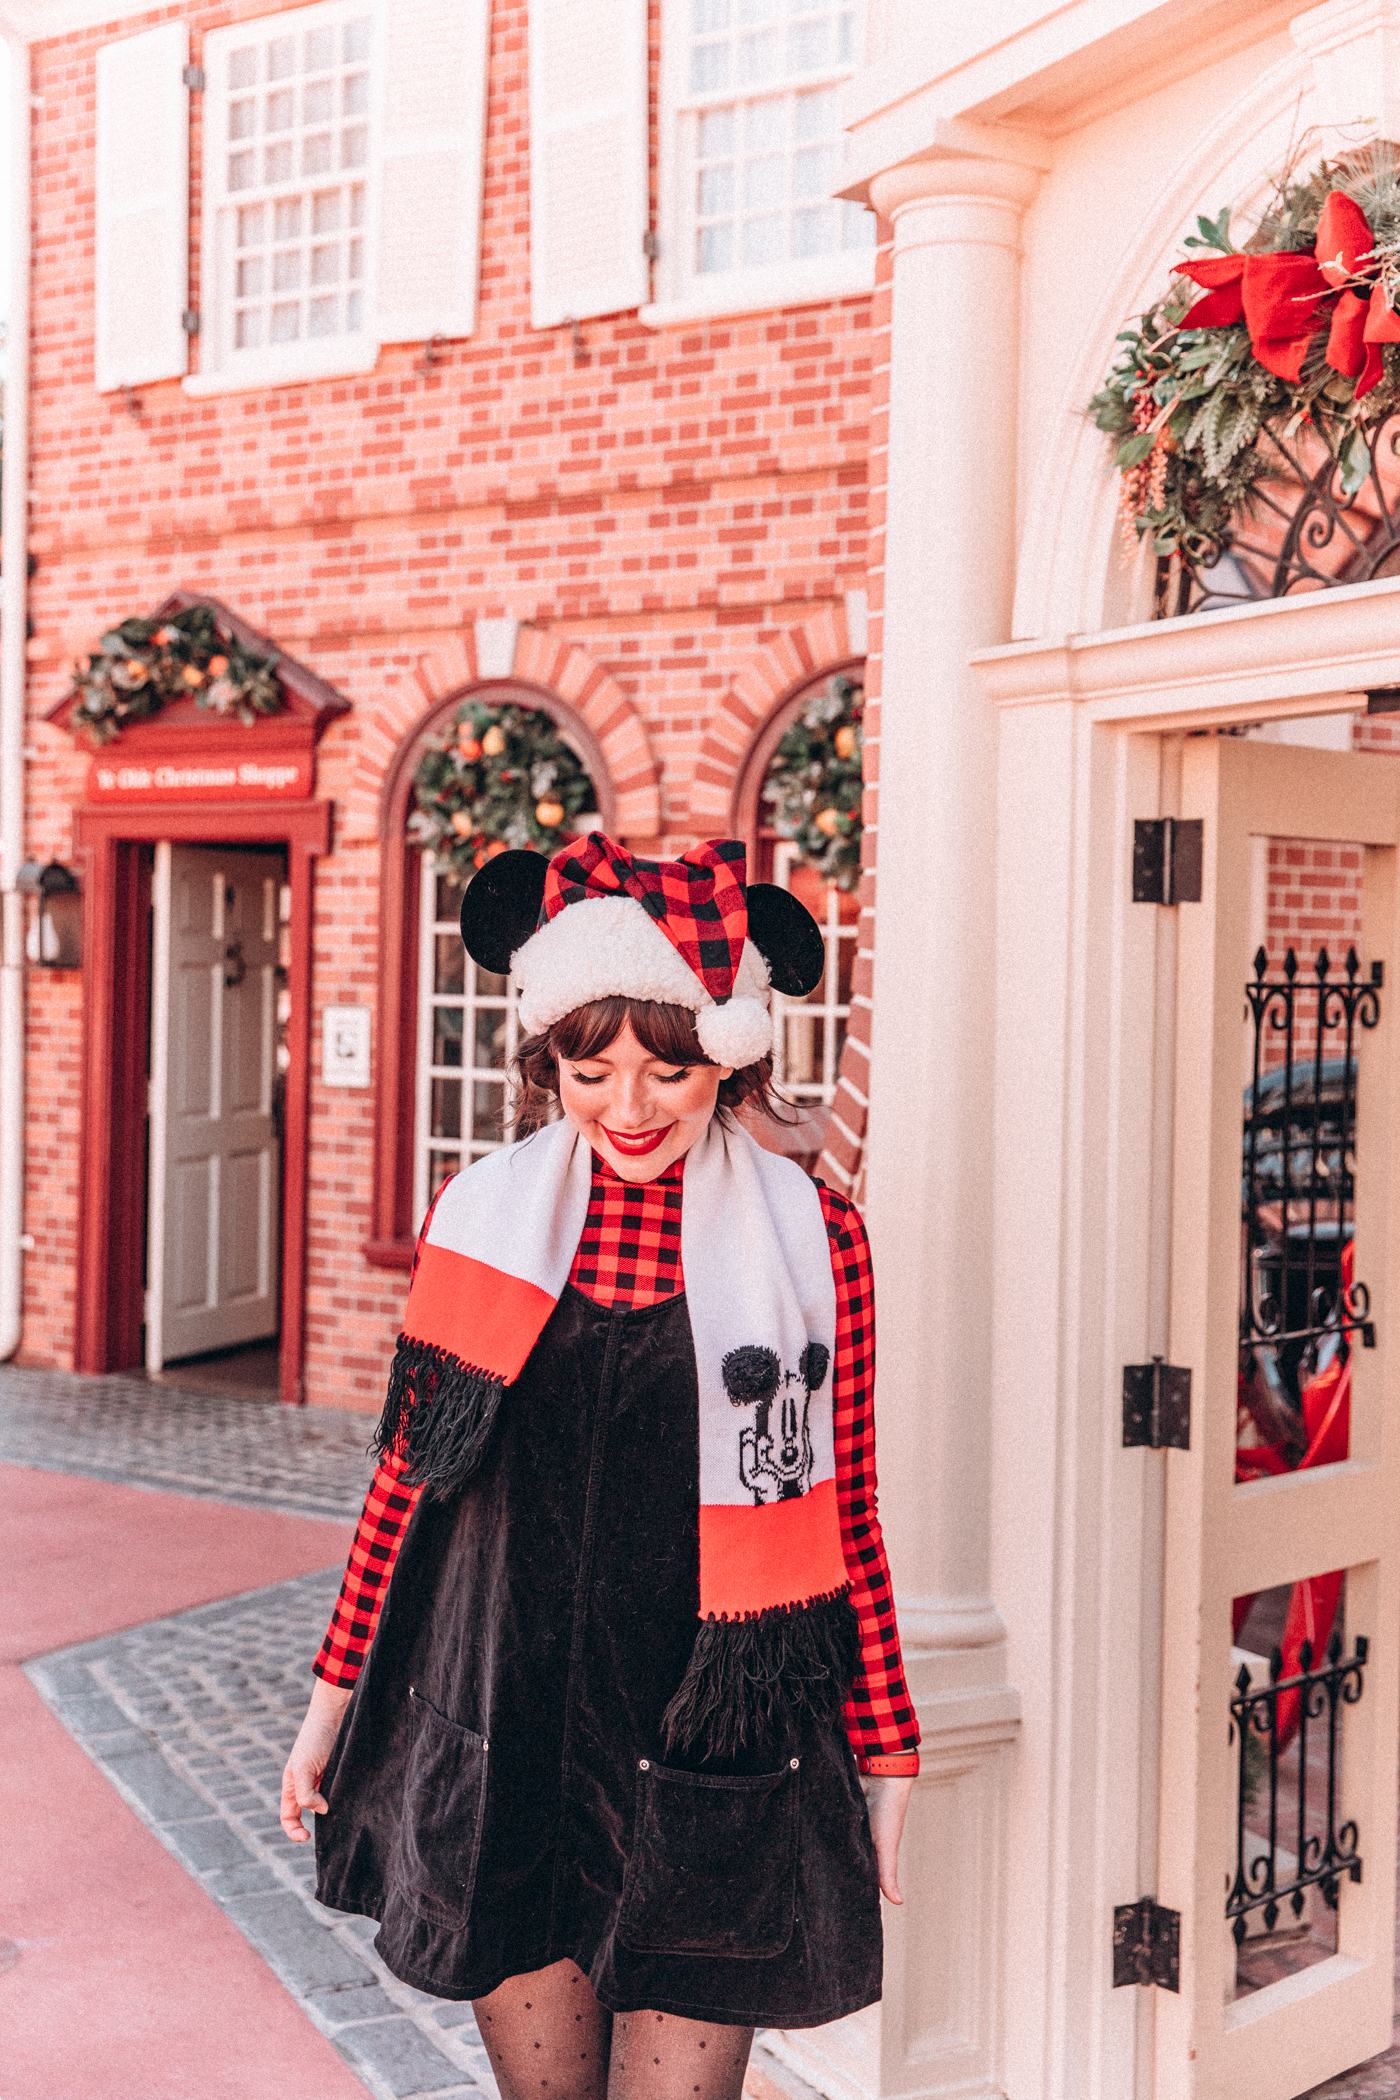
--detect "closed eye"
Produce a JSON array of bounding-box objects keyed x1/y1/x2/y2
[
  {"x1": 567, "y1": 1069, "x2": 609, "y2": 1085},
  {"x1": 656, "y1": 1067, "x2": 693, "y2": 1084}
]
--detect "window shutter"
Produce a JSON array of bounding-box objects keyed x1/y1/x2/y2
[
  {"x1": 529, "y1": 0, "x2": 649, "y2": 330},
  {"x1": 95, "y1": 23, "x2": 189, "y2": 393},
  {"x1": 375, "y1": 0, "x2": 490, "y2": 344}
]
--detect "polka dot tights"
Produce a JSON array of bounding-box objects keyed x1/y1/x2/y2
[{"x1": 473, "y1": 1959, "x2": 754, "y2": 2100}]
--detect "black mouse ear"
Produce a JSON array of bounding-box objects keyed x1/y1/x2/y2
[
  {"x1": 745, "y1": 883, "x2": 826, "y2": 998},
  {"x1": 459, "y1": 851, "x2": 549, "y2": 974}
]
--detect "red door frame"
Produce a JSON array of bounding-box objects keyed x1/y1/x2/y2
[{"x1": 72, "y1": 799, "x2": 332, "y2": 1406}]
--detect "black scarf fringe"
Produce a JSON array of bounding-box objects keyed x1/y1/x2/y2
[
  {"x1": 371, "y1": 1334, "x2": 506, "y2": 1499},
  {"x1": 661, "y1": 1588, "x2": 861, "y2": 1762}
]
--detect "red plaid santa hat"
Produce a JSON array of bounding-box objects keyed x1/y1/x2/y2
[{"x1": 460, "y1": 833, "x2": 824, "y2": 1066}]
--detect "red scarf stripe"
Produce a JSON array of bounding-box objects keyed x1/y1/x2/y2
[
  {"x1": 697, "y1": 1477, "x2": 848, "y2": 1621},
  {"x1": 402, "y1": 1242, "x2": 557, "y2": 1384}
]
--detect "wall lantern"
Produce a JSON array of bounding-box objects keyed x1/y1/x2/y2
[{"x1": 17, "y1": 860, "x2": 83, "y2": 969}]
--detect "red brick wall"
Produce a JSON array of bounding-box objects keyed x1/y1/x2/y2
[{"x1": 20, "y1": 0, "x2": 874, "y2": 1403}]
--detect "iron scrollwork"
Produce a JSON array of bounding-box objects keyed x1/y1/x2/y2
[
  {"x1": 1241, "y1": 945, "x2": 1380, "y2": 1426},
  {"x1": 1228, "y1": 1633, "x2": 1368, "y2": 1944},
  {"x1": 1163, "y1": 406, "x2": 1400, "y2": 616}
]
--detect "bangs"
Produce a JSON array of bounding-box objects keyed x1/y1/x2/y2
[{"x1": 548, "y1": 996, "x2": 711, "y2": 1068}]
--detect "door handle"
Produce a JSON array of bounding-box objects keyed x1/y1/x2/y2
[{"x1": 224, "y1": 941, "x2": 247, "y2": 988}]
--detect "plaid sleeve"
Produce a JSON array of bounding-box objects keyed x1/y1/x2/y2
[
  {"x1": 313, "y1": 1451, "x2": 423, "y2": 1686},
  {"x1": 819, "y1": 1183, "x2": 921, "y2": 1766},
  {"x1": 313, "y1": 1187, "x2": 448, "y2": 1686}
]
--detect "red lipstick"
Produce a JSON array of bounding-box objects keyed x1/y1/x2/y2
[{"x1": 602, "y1": 1124, "x2": 671, "y2": 1157}]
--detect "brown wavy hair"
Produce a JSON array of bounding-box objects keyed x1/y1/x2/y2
[{"x1": 512, "y1": 996, "x2": 792, "y2": 1138}]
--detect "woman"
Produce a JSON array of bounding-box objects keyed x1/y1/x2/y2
[{"x1": 281, "y1": 835, "x2": 919, "y2": 2100}]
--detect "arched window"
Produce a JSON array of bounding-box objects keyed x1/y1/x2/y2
[
  {"x1": 732, "y1": 658, "x2": 864, "y2": 1117},
  {"x1": 366, "y1": 682, "x2": 613, "y2": 1268}
]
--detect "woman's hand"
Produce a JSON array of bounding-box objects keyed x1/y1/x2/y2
[
  {"x1": 280, "y1": 1680, "x2": 354, "y2": 1842},
  {"x1": 863, "y1": 1775, "x2": 915, "y2": 1904}
]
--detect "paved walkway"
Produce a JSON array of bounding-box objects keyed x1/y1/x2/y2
[{"x1": 0, "y1": 1368, "x2": 811, "y2": 2100}]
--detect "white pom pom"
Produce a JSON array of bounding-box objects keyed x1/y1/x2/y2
[{"x1": 696, "y1": 996, "x2": 772, "y2": 1067}]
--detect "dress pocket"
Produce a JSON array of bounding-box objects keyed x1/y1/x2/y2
[
  {"x1": 393, "y1": 1686, "x2": 488, "y2": 1931},
  {"x1": 617, "y1": 1755, "x2": 800, "y2": 1959}
]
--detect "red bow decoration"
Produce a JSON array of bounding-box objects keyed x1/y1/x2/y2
[{"x1": 1175, "y1": 191, "x2": 1400, "y2": 397}]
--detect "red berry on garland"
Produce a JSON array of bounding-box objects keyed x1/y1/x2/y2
[{"x1": 456, "y1": 731, "x2": 482, "y2": 761}]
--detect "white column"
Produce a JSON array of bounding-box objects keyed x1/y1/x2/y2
[
  {"x1": 770, "y1": 154, "x2": 1035, "y2": 2100},
  {"x1": 866, "y1": 154, "x2": 1038, "y2": 1678}
]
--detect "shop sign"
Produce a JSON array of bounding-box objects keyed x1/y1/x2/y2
[{"x1": 86, "y1": 751, "x2": 310, "y2": 802}]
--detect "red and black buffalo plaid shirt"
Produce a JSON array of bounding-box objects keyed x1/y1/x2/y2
[{"x1": 315, "y1": 1152, "x2": 920, "y2": 1769}]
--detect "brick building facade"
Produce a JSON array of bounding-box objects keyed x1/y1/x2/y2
[{"x1": 16, "y1": 0, "x2": 882, "y2": 1407}]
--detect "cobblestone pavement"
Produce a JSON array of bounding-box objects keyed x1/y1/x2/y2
[
  {"x1": 9, "y1": 1368, "x2": 811, "y2": 2100},
  {"x1": 0, "y1": 1364, "x2": 376, "y2": 1519},
  {"x1": 27, "y1": 1566, "x2": 500, "y2": 2100}
]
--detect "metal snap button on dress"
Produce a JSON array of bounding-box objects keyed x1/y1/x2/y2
[
  {"x1": 790, "y1": 1758, "x2": 799, "y2": 1768},
  {"x1": 639, "y1": 1758, "x2": 650, "y2": 1770}
]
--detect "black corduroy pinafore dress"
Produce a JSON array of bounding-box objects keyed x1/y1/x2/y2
[{"x1": 313, "y1": 1281, "x2": 883, "y2": 2024}]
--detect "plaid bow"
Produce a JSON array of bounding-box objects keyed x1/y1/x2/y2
[{"x1": 542, "y1": 834, "x2": 749, "y2": 1003}]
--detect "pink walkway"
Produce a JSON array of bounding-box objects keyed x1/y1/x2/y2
[{"x1": 0, "y1": 1464, "x2": 366, "y2": 2100}]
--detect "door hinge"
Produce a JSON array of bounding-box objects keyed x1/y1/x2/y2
[
  {"x1": 642, "y1": 229, "x2": 659, "y2": 260},
  {"x1": 183, "y1": 63, "x2": 205, "y2": 89},
  {"x1": 1132, "y1": 816, "x2": 1203, "y2": 904},
  {"x1": 183, "y1": 308, "x2": 201, "y2": 336},
  {"x1": 1122, "y1": 1357, "x2": 1191, "y2": 1450},
  {"x1": 1113, "y1": 1897, "x2": 1180, "y2": 1990}
]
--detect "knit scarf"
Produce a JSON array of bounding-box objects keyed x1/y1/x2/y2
[{"x1": 374, "y1": 1115, "x2": 859, "y2": 1758}]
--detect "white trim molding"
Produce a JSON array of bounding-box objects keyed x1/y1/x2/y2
[{"x1": 972, "y1": 573, "x2": 1400, "y2": 728}]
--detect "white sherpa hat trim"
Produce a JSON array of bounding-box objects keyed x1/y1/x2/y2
[{"x1": 511, "y1": 895, "x2": 774, "y2": 1065}]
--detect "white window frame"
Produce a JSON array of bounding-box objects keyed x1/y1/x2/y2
[
  {"x1": 644, "y1": 0, "x2": 875, "y2": 330},
  {"x1": 413, "y1": 853, "x2": 522, "y2": 1229},
  {"x1": 190, "y1": 0, "x2": 381, "y2": 396},
  {"x1": 768, "y1": 840, "x2": 854, "y2": 1109}
]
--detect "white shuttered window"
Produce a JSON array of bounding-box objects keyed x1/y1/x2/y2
[
  {"x1": 529, "y1": 0, "x2": 650, "y2": 330},
  {"x1": 646, "y1": 0, "x2": 874, "y2": 326},
  {"x1": 194, "y1": 0, "x2": 488, "y2": 395},
  {"x1": 95, "y1": 23, "x2": 190, "y2": 393}
]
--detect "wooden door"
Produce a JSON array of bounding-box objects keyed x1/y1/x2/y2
[
  {"x1": 1157, "y1": 737, "x2": 1400, "y2": 2095},
  {"x1": 146, "y1": 842, "x2": 283, "y2": 1367}
]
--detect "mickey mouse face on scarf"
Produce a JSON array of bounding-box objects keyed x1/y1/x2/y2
[{"x1": 721, "y1": 1342, "x2": 830, "y2": 1405}]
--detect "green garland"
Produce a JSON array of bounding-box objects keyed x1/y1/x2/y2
[
  {"x1": 761, "y1": 673, "x2": 863, "y2": 893},
  {"x1": 70, "y1": 604, "x2": 282, "y2": 744},
  {"x1": 1090, "y1": 142, "x2": 1400, "y2": 574},
  {"x1": 410, "y1": 698, "x2": 597, "y2": 878}
]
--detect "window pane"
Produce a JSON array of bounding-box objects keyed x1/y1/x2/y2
[
  {"x1": 474, "y1": 1008, "x2": 508, "y2": 1069},
  {"x1": 311, "y1": 244, "x2": 340, "y2": 284},
  {"x1": 700, "y1": 107, "x2": 735, "y2": 157},
  {"x1": 270, "y1": 302, "x2": 300, "y2": 342},
  {"x1": 475, "y1": 965, "x2": 508, "y2": 998},
  {"x1": 693, "y1": 0, "x2": 729, "y2": 26},
  {"x1": 305, "y1": 24, "x2": 335, "y2": 69},
  {"x1": 235, "y1": 308, "x2": 264, "y2": 348},
  {"x1": 275, "y1": 197, "x2": 303, "y2": 239},
  {"x1": 787, "y1": 16, "x2": 830, "y2": 68},
  {"x1": 792, "y1": 141, "x2": 834, "y2": 199},
  {"x1": 308, "y1": 295, "x2": 338, "y2": 336},
  {"x1": 341, "y1": 123, "x2": 368, "y2": 167},
  {"x1": 267, "y1": 87, "x2": 294, "y2": 131},
  {"x1": 473, "y1": 1079, "x2": 504, "y2": 1129},
  {"x1": 237, "y1": 204, "x2": 265, "y2": 245},
  {"x1": 842, "y1": 198, "x2": 875, "y2": 248},
  {"x1": 744, "y1": 154, "x2": 785, "y2": 209},
  {"x1": 303, "y1": 79, "x2": 333, "y2": 123},
  {"x1": 740, "y1": 0, "x2": 780, "y2": 19},
  {"x1": 273, "y1": 249, "x2": 301, "y2": 291},
  {"x1": 698, "y1": 222, "x2": 733, "y2": 272},
  {"x1": 236, "y1": 256, "x2": 264, "y2": 297},
  {"x1": 229, "y1": 149, "x2": 255, "y2": 191},
  {"x1": 794, "y1": 84, "x2": 836, "y2": 138},
  {"x1": 744, "y1": 99, "x2": 784, "y2": 149},
  {"x1": 268, "y1": 34, "x2": 295, "y2": 79},
  {"x1": 742, "y1": 213, "x2": 784, "y2": 265},
  {"x1": 230, "y1": 98, "x2": 256, "y2": 141},
  {"x1": 302, "y1": 132, "x2": 332, "y2": 175},
  {"x1": 739, "y1": 27, "x2": 781, "y2": 80},
  {"x1": 792, "y1": 202, "x2": 835, "y2": 255},
  {"x1": 435, "y1": 933, "x2": 465, "y2": 996},
  {"x1": 699, "y1": 163, "x2": 734, "y2": 215},
  {"x1": 229, "y1": 47, "x2": 257, "y2": 90},
  {"x1": 691, "y1": 41, "x2": 730, "y2": 91},
  {"x1": 343, "y1": 72, "x2": 369, "y2": 115},
  {"x1": 431, "y1": 1077, "x2": 462, "y2": 1141},
  {"x1": 344, "y1": 18, "x2": 372, "y2": 62},
  {"x1": 433, "y1": 1007, "x2": 464, "y2": 1068}
]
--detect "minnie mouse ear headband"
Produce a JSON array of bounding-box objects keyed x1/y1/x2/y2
[{"x1": 460, "y1": 833, "x2": 825, "y2": 1067}]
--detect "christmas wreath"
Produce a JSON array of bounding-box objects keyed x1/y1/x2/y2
[
  {"x1": 69, "y1": 604, "x2": 282, "y2": 744},
  {"x1": 1091, "y1": 141, "x2": 1400, "y2": 582},
  {"x1": 409, "y1": 697, "x2": 597, "y2": 878},
  {"x1": 761, "y1": 672, "x2": 863, "y2": 893}
]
